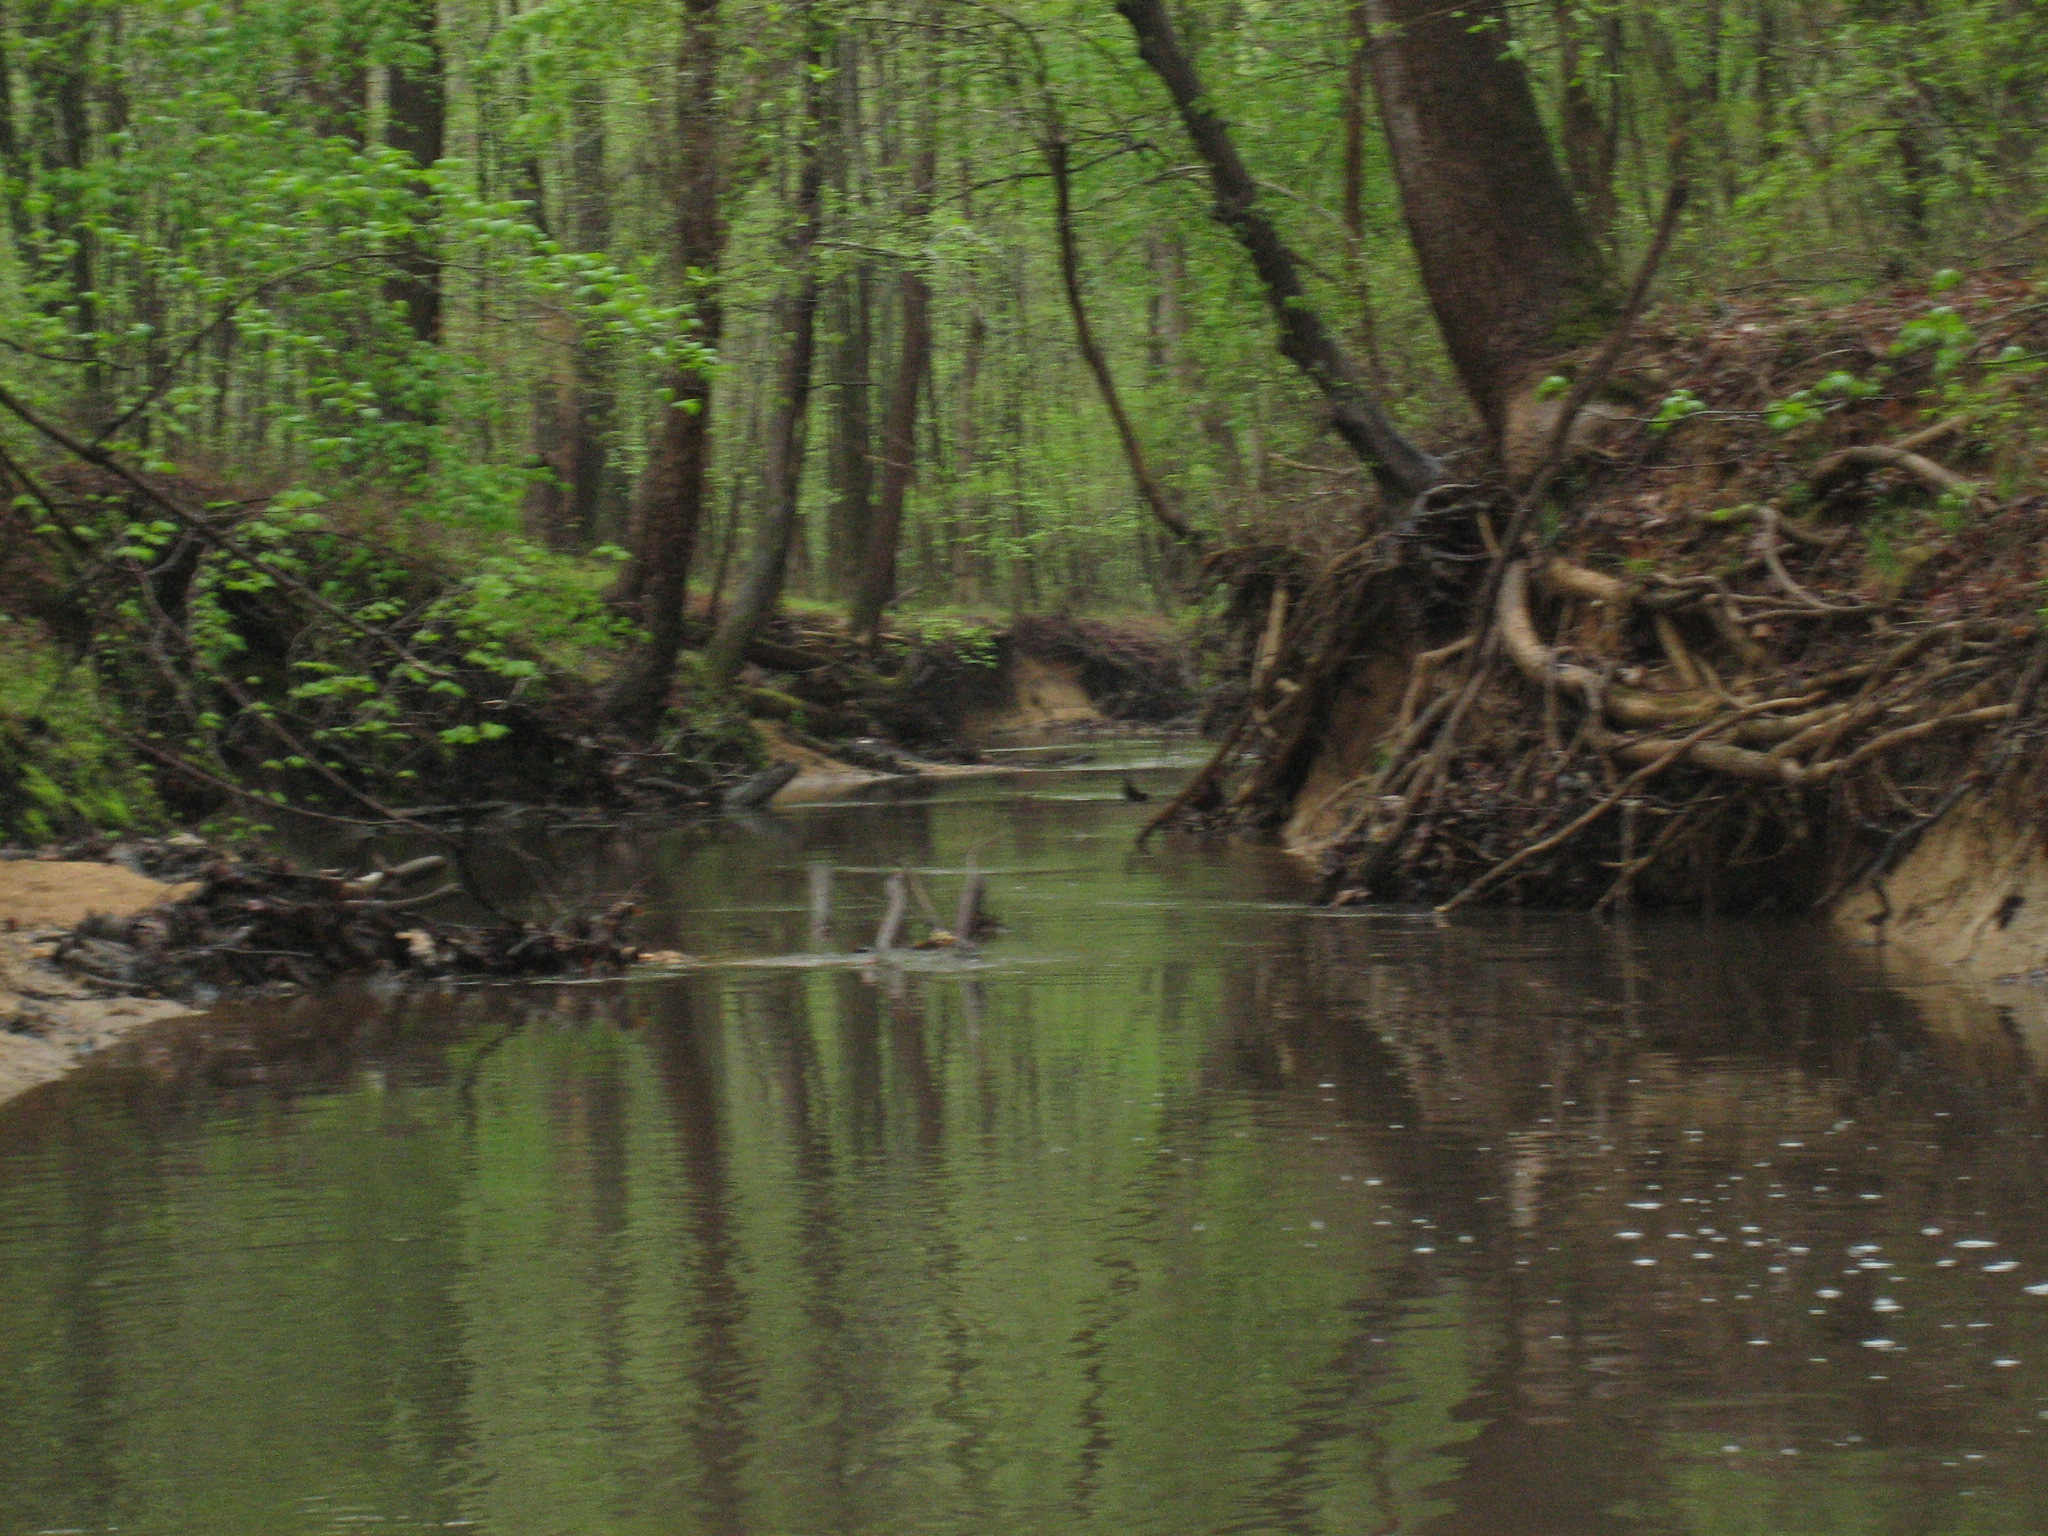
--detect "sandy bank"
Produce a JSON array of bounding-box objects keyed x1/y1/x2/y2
[{"x1": 1, "y1": 859, "x2": 201, "y2": 1106}]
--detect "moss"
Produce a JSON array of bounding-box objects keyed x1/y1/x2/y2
[{"x1": 0, "y1": 617, "x2": 160, "y2": 844}]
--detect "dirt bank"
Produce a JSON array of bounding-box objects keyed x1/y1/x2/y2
[{"x1": 1834, "y1": 779, "x2": 2048, "y2": 986}]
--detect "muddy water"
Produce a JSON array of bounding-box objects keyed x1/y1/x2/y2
[{"x1": 4, "y1": 742, "x2": 2048, "y2": 1536}]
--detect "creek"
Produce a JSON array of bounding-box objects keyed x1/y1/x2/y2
[{"x1": 3, "y1": 739, "x2": 2048, "y2": 1535}]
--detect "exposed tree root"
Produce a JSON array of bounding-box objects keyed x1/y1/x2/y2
[{"x1": 1152, "y1": 278, "x2": 2047, "y2": 914}]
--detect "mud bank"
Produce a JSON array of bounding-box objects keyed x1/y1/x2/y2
[{"x1": 1834, "y1": 784, "x2": 2048, "y2": 985}]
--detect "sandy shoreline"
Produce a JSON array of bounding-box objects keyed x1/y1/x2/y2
[{"x1": 0, "y1": 860, "x2": 203, "y2": 1107}]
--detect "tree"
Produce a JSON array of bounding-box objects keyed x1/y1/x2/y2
[
  {"x1": 384, "y1": 0, "x2": 446, "y2": 345},
  {"x1": 1361, "y1": 0, "x2": 1620, "y2": 465},
  {"x1": 1110, "y1": 0, "x2": 1440, "y2": 503},
  {"x1": 847, "y1": 7, "x2": 938, "y2": 644},
  {"x1": 704, "y1": 0, "x2": 828, "y2": 681},
  {"x1": 604, "y1": 0, "x2": 726, "y2": 727}
]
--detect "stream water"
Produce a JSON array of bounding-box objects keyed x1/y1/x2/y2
[{"x1": 5, "y1": 740, "x2": 2048, "y2": 1535}]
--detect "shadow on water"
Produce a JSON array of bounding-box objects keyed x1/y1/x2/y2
[{"x1": 3, "y1": 738, "x2": 2048, "y2": 1534}]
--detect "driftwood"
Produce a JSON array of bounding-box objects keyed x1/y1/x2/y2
[{"x1": 56, "y1": 849, "x2": 640, "y2": 995}]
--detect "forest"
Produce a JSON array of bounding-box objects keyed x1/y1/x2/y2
[{"x1": 0, "y1": 0, "x2": 2043, "y2": 910}]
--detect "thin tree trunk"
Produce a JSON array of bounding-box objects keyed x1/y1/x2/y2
[
  {"x1": 566, "y1": 80, "x2": 622, "y2": 541},
  {"x1": 825, "y1": 32, "x2": 874, "y2": 596},
  {"x1": 1555, "y1": 0, "x2": 1620, "y2": 244},
  {"x1": 849, "y1": 9, "x2": 939, "y2": 643},
  {"x1": 384, "y1": 0, "x2": 446, "y2": 344},
  {"x1": 705, "y1": 6, "x2": 827, "y2": 681},
  {"x1": 1362, "y1": 0, "x2": 1619, "y2": 462},
  {"x1": 847, "y1": 220, "x2": 932, "y2": 642},
  {"x1": 604, "y1": 0, "x2": 725, "y2": 728},
  {"x1": 1044, "y1": 135, "x2": 1197, "y2": 547},
  {"x1": 827, "y1": 268, "x2": 876, "y2": 594},
  {"x1": 1110, "y1": 0, "x2": 1440, "y2": 502},
  {"x1": 1341, "y1": 0, "x2": 1388, "y2": 385}
]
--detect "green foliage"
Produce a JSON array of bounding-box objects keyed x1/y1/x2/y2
[
  {"x1": 0, "y1": 620, "x2": 158, "y2": 843},
  {"x1": 1764, "y1": 369, "x2": 1883, "y2": 432},
  {"x1": 905, "y1": 613, "x2": 1004, "y2": 670},
  {"x1": 1891, "y1": 306, "x2": 1978, "y2": 375},
  {"x1": 1649, "y1": 390, "x2": 1708, "y2": 433}
]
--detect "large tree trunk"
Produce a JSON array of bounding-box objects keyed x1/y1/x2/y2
[
  {"x1": 383, "y1": 0, "x2": 445, "y2": 345},
  {"x1": 603, "y1": 0, "x2": 724, "y2": 728},
  {"x1": 1363, "y1": 0, "x2": 1618, "y2": 461},
  {"x1": 1110, "y1": 0, "x2": 1440, "y2": 502},
  {"x1": 704, "y1": 6, "x2": 827, "y2": 682}
]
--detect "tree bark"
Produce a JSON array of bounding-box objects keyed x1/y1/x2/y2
[
  {"x1": 1110, "y1": 0, "x2": 1440, "y2": 502},
  {"x1": 604, "y1": 0, "x2": 725, "y2": 728},
  {"x1": 705, "y1": 5, "x2": 828, "y2": 681},
  {"x1": 383, "y1": 0, "x2": 446, "y2": 345},
  {"x1": 1363, "y1": 0, "x2": 1619, "y2": 451}
]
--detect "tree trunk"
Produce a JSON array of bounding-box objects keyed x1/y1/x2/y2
[
  {"x1": 565, "y1": 81, "x2": 623, "y2": 541},
  {"x1": 1110, "y1": 0, "x2": 1440, "y2": 503},
  {"x1": 824, "y1": 33, "x2": 874, "y2": 596},
  {"x1": 847, "y1": 218, "x2": 932, "y2": 643},
  {"x1": 1554, "y1": 0, "x2": 1620, "y2": 245},
  {"x1": 827, "y1": 268, "x2": 876, "y2": 595},
  {"x1": 1363, "y1": 0, "x2": 1618, "y2": 460},
  {"x1": 1341, "y1": 0, "x2": 1388, "y2": 385},
  {"x1": 704, "y1": 6, "x2": 827, "y2": 682},
  {"x1": 603, "y1": 0, "x2": 725, "y2": 728},
  {"x1": 848, "y1": 10, "x2": 939, "y2": 643},
  {"x1": 1044, "y1": 134, "x2": 1197, "y2": 548},
  {"x1": 383, "y1": 0, "x2": 445, "y2": 345}
]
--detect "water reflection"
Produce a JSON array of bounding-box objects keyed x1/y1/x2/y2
[{"x1": 3, "y1": 746, "x2": 2047, "y2": 1534}]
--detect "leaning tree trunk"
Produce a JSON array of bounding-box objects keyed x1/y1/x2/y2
[
  {"x1": 1110, "y1": 0, "x2": 1440, "y2": 503},
  {"x1": 704, "y1": 5, "x2": 828, "y2": 682},
  {"x1": 1363, "y1": 0, "x2": 1619, "y2": 469},
  {"x1": 1045, "y1": 132, "x2": 1197, "y2": 548},
  {"x1": 604, "y1": 0, "x2": 724, "y2": 728}
]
